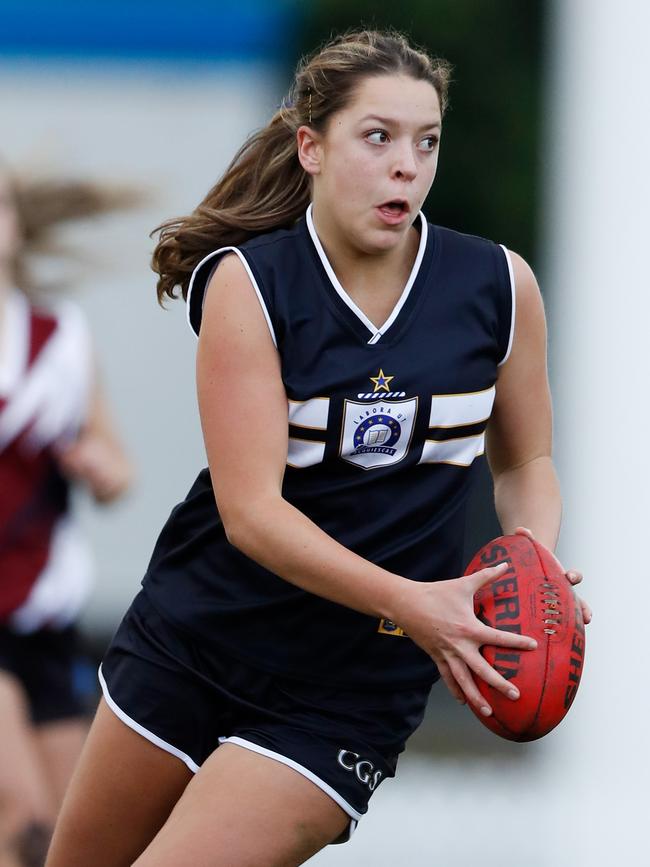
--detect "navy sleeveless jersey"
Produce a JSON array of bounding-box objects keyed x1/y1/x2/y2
[{"x1": 141, "y1": 206, "x2": 515, "y2": 689}]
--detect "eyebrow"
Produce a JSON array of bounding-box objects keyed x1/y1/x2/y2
[{"x1": 358, "y1": 114, "x2": 442, "y2": 131}]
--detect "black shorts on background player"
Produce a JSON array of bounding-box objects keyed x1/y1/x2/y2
[{"x1": 0, "y1": 625, "x2": 96, "y2": 723}]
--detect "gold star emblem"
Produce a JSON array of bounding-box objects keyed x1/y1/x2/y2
[{"x1": 369, "y1": 369, "x2": 394, "y2": 392}]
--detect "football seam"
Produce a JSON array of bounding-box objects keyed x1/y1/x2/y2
[{"x1": 530, "y1": 538, "x2": 553, "y2": 735}]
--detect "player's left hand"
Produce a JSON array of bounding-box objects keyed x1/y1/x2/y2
[
  {"x1": 514, "y1": 527, "x2": 592, "y2": 624},
  {"x1": 55, "y1": 435, "x2": 132, "y2": 503}
]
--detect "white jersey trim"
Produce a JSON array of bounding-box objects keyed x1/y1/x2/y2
[
  {"x1": 218, "y1": 735, "x2": 363, "y2": 823},
  {"x1": 99, "y1": 665, "x2": 201, "y2": 774},
  {"x1": 9, "y1": 515, "x2": 93, "y2": 633},
  {"x1": 306, "y1": 204, "x2": 427, "y2": 345},
  {"x1": 498, "y1": 245, "x2": 516, "y2": 366},
  {"x1": 0, "y1": 298, "x2": 92, "y2": 453},
  {"x1": 186, "y1": 247, "x2": 278, "y2": 348},
  {"x1": 0, "y1": 290, "x2": 30, "y2": 397}
]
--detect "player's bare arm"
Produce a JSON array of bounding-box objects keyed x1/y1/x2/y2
[
  {"x1": 56, "y1": 367, "x2": 132, "y2": 503},
  {"x1": 486, "y1": 251, "x2": 559, "y2": 549},
  {"x1": 486, "y1": 252, "x2": 591, "y2": 623}
]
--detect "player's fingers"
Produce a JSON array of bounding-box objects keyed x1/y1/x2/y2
[
  {"x1": 436, "y1": 659, "x2": 466, "y2": 704},
  {"x1": 566, "y1": 570, "x2": 583, "y2": 585},
  {"x1": 466, "y1": 653, "x2": 520, "y2": 701},
  {"x1": 578, "y1": 595, "x2": 592, "y2": 624},
  {"x1": 448, "y1": 657, "x2": 492, "y2": 717},
  {"x1": 467, "y1": 561, "x2": 510, "y2": 592},
  {"x1": 514, "y1": 526, "x2": 534, "y2": 540},
  {"x1": 480, "y1": 626, "x2": 537, "y2": 652}
]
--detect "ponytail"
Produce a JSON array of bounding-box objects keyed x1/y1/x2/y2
[
  {"x1": 152, "y1": 28, "x2": 451, "y2": 305},
  {"x1": 153, "y1": 107, "x2": 309, "y2": 304}
]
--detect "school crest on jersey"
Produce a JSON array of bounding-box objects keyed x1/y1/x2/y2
[{"x1": 340, "y1": 396, "x2": 418, "y2": 470}]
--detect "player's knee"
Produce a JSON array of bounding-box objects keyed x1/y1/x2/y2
[{"x1": 8, "y1": 820, "x2": 52, "y2": 867}]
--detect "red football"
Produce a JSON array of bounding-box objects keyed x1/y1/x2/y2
[{"x1": 464, "y1": 534, "x2": 585, "y2": 742}]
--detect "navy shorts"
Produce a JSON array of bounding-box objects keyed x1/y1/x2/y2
[
  {"x1": 100, "y1": 591, "x2": 431, "y2": 841},
  {"x1": 0, "y1": 623, "x2": 97, "y2": 724}
]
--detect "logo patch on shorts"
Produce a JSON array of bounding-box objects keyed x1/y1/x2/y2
[
  {"x1": 339, "y1": 397, "x2": 417, "y2": 470},
  {"x1": 337, "y1": 749, "x2": 383, "y2": 791}
]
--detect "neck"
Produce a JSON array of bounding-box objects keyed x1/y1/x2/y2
[{"x1": 310, "y1": 203, "x2": 420, "y2": 290}]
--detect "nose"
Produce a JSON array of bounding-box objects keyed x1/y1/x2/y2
[{"x1": 391, "y1": 143, "x2": 417, "y2": 182}]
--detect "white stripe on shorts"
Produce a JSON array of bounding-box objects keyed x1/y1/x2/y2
[
  {"x1": 98, "y1": 664, "x2": 200, "y2": 774},
  {"x1": 218, "y1": 735, "x2": 363, "y2": 826},
  {"x1": 99, "y1": 667, "x2": 360, "y2": 838}
]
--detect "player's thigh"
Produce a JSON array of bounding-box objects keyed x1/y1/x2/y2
[
  {"x1": 0, "y1": 669, "x2": 54, "y2": 821},
  {"x1": 134, "y1": 742, "x2": 350, "y2": 867},
  {"x1": 34, "y1": 717, "x2": 89, "y2": 811},
  {"x1": 45, "y1": 698, "x2": 193, "y2": 867}
]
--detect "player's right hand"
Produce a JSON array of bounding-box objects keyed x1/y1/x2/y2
[{"x1": 392, "y1": 563, "x2": 537, "y2": 717}]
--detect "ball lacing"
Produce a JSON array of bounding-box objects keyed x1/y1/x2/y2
[{"x1": 541, "y1": 582, "x2": 562, "y2": 634}]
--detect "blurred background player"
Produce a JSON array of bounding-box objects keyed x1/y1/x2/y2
[{"x1": 0, "y1": 160, "x2": 133, "y2": 867}]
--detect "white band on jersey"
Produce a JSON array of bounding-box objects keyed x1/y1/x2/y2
[{"x1": 427, "y1": 386, "x2": 496, "y2": 428}]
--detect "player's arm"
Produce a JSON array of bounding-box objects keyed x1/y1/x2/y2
[
  {"x1": 197, "y1": 255, "x2": 537, "y2": 717},
  {"x1": 56, "y1": 366, "x2": 133, "y2": 503},
  {"x1": 197, "y1": 253, "x2": 410, "y2": 620},
  {"x1": 486, "y1": 252, "x2": 562, "y2": 552},
  {"x1": 487, "y1": 253, "x2": 591, "y2": 624}
]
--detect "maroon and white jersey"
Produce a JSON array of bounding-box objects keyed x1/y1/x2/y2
[{"x1": 0, "y1": 290, "x2": 93, "y2": 633}]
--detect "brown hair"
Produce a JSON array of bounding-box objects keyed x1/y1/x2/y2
[
  {"x1": 3, "y1": 167, "x2": 141, "y2": 295},
  {"x1": 152, "y1": 28, "x2": 452, "y2": 304}
]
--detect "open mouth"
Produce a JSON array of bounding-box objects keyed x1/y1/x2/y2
[{"x1": 377, "y1": 199, "x2": 410, "y2": 215}]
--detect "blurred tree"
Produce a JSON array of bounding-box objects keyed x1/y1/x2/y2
[{"x1": 296, "y1": 0, "x2": 545, "y2": 266}]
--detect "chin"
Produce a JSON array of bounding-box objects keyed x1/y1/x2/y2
[{"x1": 363, "y1": 223, "x2": 409, "y2": 253}]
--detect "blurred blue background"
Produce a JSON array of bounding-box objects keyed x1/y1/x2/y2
[{"x1": 0, "y1": 0, "x2": 300, "y2": 61}]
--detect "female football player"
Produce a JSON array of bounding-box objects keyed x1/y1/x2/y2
[
  {"x1": 46, "y1": 29, "x2": 589, "y2": 867},
  {"x1": 0, "y1": 162, "x2": 132, "y2": 866}
]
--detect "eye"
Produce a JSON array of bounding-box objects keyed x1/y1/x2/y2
[
  {"x1": 366, "y1": 129, "x2": 389, "y2": 145},
  {"x1": 418, "y1": 134, "x2": 440, "y2": 152}
]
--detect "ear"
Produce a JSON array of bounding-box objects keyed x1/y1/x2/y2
[{"x1": 296, "y1": 125, "x2": 322, "y2": 176}]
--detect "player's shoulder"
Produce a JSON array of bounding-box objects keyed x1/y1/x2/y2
[
  {"x1": 239, "y1": 217, "x2": 305, "y2": 255},
  {"x1": 428, "y1": 221, "x2": 514, "y2": 289},
  {"x1": 429, "y1": 220, "x2": 502, "y2": 255}
]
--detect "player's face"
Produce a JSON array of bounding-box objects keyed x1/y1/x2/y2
[
  {"x1": 0, "y1": 171, "x2": 20, "y2": 272},
  {"x1": 312, "y1": 74, "x2": 442, "y2": 253}
]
